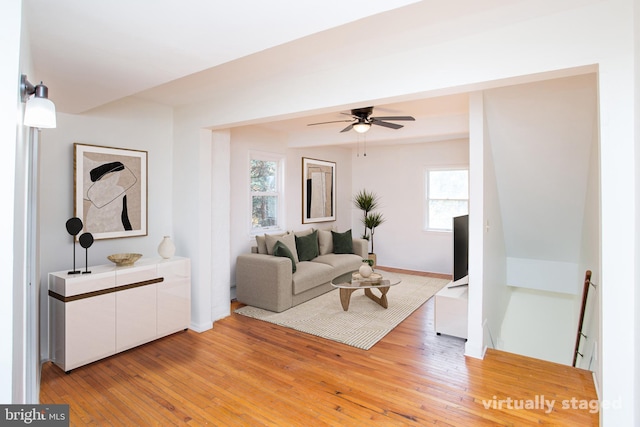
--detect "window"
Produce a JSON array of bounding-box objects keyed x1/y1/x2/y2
[
  {"x1": 425, "y1": 168, "x2": 468, "y2": 231},
  {"x1": 250, "y1": 153, "x2": 284, "y2": 233}
]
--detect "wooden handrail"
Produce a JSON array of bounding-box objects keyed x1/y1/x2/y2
[{"x1": 573, "y1": 270, "x2": 592, "y2": 367}]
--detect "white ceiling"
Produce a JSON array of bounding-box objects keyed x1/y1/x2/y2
[
  {"x1": 22, "y1": 0, "x2": 493, "y2": 147},
  {"x1": 255, "y1": 94, "x2": 470, "y2": 148},
  {"x1": 23, "y1": 0, "x2": 419, "y2": 114},
  {"x1": 22, "y1": 0, "x2": 593, "y2": 152}
]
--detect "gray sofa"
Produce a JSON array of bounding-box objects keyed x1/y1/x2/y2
[{"x1": 236, "y1": 229, "x2": 368, "y2": 312}]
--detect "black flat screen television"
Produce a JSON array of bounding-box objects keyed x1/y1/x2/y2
[{"x1": 452, "y1": 214, "x2": 469, "y2": 284}]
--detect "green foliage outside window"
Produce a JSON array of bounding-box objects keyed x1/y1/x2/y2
[{"x1": 251, "y1": 159, "x2": 279, "y2": 229}]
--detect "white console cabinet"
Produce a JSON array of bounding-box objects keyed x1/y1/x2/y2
[
  {"x1": 434, "y1": 277, "x2": 468, "y2": 339},
  {"x1": 49, "y1": 257, "x2": 190, "y2": 372}
]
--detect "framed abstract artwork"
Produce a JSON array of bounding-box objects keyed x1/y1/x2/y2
[
  {"x1": 302, "y1": 157, "x2": 336, "y2": 223},
  {"x1": 74, "y1": 143, "x2": 148, "y2": 239}
]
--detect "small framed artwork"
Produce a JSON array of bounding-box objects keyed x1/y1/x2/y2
[
  {"x1": 302, "y1": 157, "x2": 336, "y2": 223},
  {"x1": 74, "y1": 143, "x2": 148, "y2": 239}
]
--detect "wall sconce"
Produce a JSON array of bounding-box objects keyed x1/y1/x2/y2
[
  {"x1": 352, "y1": 120, "x2": 371, "y2": 134},
  {"x1": 21, "y1": 74, "x2": 56, "y2": 129}
]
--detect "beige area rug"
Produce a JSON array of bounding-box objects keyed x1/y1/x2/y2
[{"x1": 234, "y1": 273, "x2": 449, "y2": 350}]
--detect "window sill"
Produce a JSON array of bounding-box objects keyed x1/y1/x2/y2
[
  {"x1": 249, "y1": 227, "x2": 285, "y2": 237},
  {"x1": 423, "y1": 228, "x2": 452, "y2": 234}
]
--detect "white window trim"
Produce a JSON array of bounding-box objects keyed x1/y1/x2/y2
[
  {"x1": 249, "y1": 151, "x2": 285, "y2": 235},
  {"x1": 424, "y1": 165, "x2": 469, "y2": 232}
]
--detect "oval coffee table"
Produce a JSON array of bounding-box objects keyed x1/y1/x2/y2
[{"x1": 331, "y1": 270, "x2": 402, "y2": 311}]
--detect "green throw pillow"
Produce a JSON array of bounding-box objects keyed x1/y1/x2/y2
[
  {"x1": 332, "y1": 229, "x2": 353, "y2": 254},
  {"x1": 295, "y1": 229, "x2": 319, "y2": 262},
  {"x1": 273, "y1": 240, "x2": 297, "y2": 273}
]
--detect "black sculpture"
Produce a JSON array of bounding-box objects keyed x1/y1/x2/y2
[
  {"x1": 79, "y1": 232, "x2": 94, "y2": 274},
  {"x1": 65, "y1": 217, "x2": 83, "y2": 274}
]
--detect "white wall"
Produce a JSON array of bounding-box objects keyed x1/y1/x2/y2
[
  {"x1": 466, "y1": 92, "x2": 487, "y2": 358},
  {"x1": 211, "y1": 130, "x2": 231, "y2": 325},
  {"x1": 484, "y1": 74, "x2": 597, "y2": 295},
  {"x1": 476, "y1": 92, "x2": 509, "y2": 356},
  {"x1": 635, "y1": 0, "x2": 640, "y2": 418},
  {"x1": 229, "y1": 125, "x2": 353, "y2": 289},
  {"x1": 172, "y1": 112, "x2": 219, "y2": 331},
  {"x1": 2, "y1": 0, "x2": 23, "y2": 404},
  {"x1": 500, "y1": 287, "x2": 579, "y2": 364},
  {"x1": 351, "y1": 139, "x2": 469, "y2": 273},
  {"x1": 575, "y1": 125, "x2": 601, "y2": 377},
  {"x1": 38, "y1": 97, "x2": 175, "y2": 360}
]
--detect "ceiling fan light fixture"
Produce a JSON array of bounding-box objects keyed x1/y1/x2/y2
[
  {"x1": 353, "y1": 122, "x2": 371, "y2": 133},
  {"x1": 307, "y1": 106, "x2": 414, "y2": 134}
]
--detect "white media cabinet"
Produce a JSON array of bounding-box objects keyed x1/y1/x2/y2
[
  {"x1": 434, "y1": 276, "x2": 468, "y2": 339},
  {"x1": 48, "y1": 257, "x2": 191, "y2": 372}
]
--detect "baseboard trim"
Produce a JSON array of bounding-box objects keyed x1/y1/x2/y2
[{"x1": 189, "y1": 321, "x2": 213, "y2": 333}]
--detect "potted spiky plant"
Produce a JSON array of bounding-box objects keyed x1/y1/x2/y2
[
  {"x1": 353, "y1": 189, "x2": 380, "y2": 241},
  {"x1": 353, "y1": 189, "x2": 385, "y2": 267}
]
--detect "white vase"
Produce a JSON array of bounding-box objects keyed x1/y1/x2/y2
[
  {"x1": 359, "y1": 264, "x2": 373, "y2": 278},
  {"x1": 158, "y1": 236, "x2": 176, "y2": 259}
]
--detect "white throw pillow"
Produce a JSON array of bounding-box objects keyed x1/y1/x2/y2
[
  {"x1": 265, "y1": 232, "x2": 299, "y2": 263},
  {"x1": 317, "y1": 229, "x2": 334, "y2": 255},
  {"x1": 256, "y1": 231, "x2": 287, "y2": 254}
]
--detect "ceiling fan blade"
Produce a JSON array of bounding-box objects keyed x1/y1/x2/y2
[
  {"x1": 307, "y1": 108, "x2": 414, "y2": 132},
  {"x1": 370, "y1": 116, "x2": 415, "y2": 121},
  {"x1": 371, "y1": 120, "x2": 403, "y2": 130},
  {"x1": 307, "y1": 119, "x2": 353, "y2": 126}
]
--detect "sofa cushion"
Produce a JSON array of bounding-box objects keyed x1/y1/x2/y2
[
  {"x1": 255, "y1": 235, "x2": 268, "y2": 254},
  {"x1": 293, "y1": 228, "x2": 314, "y2": 237},
  {"x1": 295, "y1": 229, "x2": 319, "y2": 262},
  {"x1": 265, "y1": 233, "x2": 299, "y2": 263},
  {"x1": 292, "y1": 261, "x2": 335, "y2": 295},
  {"x1": 318, "y1": 229, "x2": 333, "y2": 255},
  {"x1": 332, "y1": 229, "x2": 354, "y2": 254},
  {"x1": 273, "y1": 241, "x2": 296, "y2": 273},
  {"x1": 313, "y1": 253, "x2": 362, "y2": 275},
  {"x1": 256, "y1": 231, "x2": 287, "y2": 255}
]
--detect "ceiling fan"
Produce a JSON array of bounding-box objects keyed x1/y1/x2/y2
[{"x1": 307, "y1": 106, "x2": 415, "y2": 133}]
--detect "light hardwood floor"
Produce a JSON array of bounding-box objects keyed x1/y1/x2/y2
[{"x1": 40, "y1": 270, "x2": 599, "y2": 426}]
